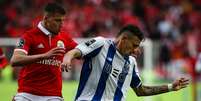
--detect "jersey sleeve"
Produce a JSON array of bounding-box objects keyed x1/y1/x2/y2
[
  {"x1": 62, "y1": 33, "x2": 78, "y2": 51},
  {"x1": 130, "y1": 57, "x2": 142, "y2": 88},
  {"x1": 14, "y1": 33, "x2": 33, "y2": 54},
  {"x1": 66, "y1": 38, "x2": 77, "y2": 50},
  {"x1": 75, "y1": 36, "x2": 105, "y2": 58}
]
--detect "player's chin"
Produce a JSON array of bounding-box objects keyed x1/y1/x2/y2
[{"x1": 51, "y1": 29, "x2": 60, "y2": 35}]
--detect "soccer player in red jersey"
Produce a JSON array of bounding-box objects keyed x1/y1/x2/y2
[{"x1": 10, "y1": 3, "x2": 77, "y2": 101}]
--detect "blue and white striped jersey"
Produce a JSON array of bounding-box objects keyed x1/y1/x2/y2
[{"x1": 75, "y1": 37, "x2": 142, "y2": 101}]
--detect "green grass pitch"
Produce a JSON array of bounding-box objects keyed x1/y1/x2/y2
[{"x1": 0, "y1": 66, "x2": 195, "y2": 101}]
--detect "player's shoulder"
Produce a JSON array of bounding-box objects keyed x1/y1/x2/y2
[
  {"x1": 58, "y1": 31, "x2": 77, "y2": 43},
  {"x1": 20, "y1": 27, "x2": 39, "y2": 38},
  {"x1": 91, "y1": 36, "x2": 107, "y2": 45},
  {"x1": 88, "y1": 36, "x2": 106, "y2": 42},
  {"x1": 59, "y1": 31, "x2": 71, "y2": 37},
  {"x1": 129, "y1": 56, "x2": 137, "y2": 64},
  {"x1": 94, "y1": 36, "x2": 106, "y2": 42},
  {"x1": 81, "y1": 36, "x2": 106, "y2": 48},
  {"x1": 94, "y1": 36, "x2": 116, "y2": 49},
  {"x1": 129, "y1": 56, "x2": 136, "y2": 61}
]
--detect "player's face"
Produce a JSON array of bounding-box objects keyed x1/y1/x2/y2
[
  {"x1": 45, "y1": 13, "x2": 65, "y2": 35},
  {"x1": 119, "y1": 34, "x2": 141, "y2": 57},
  {"x1": 130, "y1": 41, "x2": 142, "y2": 58}
]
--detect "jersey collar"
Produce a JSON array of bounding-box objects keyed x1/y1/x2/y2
[{"x1": 37, "y1": 21, "x2": 52, "y2": 36}]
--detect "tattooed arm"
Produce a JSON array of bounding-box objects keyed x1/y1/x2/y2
[
  {"x1": 133, "y1": 77, "x2": 189, "y2": 96},
  {"x1": 133, "y1": 84, "x2": 170, "y2": 96}
]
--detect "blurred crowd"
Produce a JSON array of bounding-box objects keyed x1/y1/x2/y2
[{"x1": 0, "y1": 0, "x2": 201, "y2": 79}]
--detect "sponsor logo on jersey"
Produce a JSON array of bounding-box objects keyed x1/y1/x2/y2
[
  {"x1": 37, "y1": 59, "x2": 62, "y2": 67},
  {"x1": 85, "y1": 39, "x2": 96, "y2": 46},
  {"x1": 16, "y1": 38, "x2": 25, "y2": 48},
  {"x1": 57, "y1": 40, "x2": 65, "y2": 48},
  {"x1": 112, "y1": 68, "x2": 120, "y2": 78}
]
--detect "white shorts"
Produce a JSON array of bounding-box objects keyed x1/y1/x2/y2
[{"x1": 13, "y1": 93, "x2": 64, "y2": 101}]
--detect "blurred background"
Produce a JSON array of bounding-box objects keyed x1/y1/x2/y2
[{"x1": 0, "y1": 0, "x2": 201, "y2": 101}]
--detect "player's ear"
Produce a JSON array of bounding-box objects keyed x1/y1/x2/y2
[
  {"x1": 121, "y1": 34, "x2": 129, "y2": 40},
  {"x1": 43, "y1": 12, "x2": 51, "y2": 20},
  {"x1": 44, "y1": 15, "x2": 48, "y2": 20}
]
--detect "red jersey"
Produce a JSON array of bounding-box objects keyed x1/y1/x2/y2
[{"x1": 14, "y1": 22, "x2": 77, "y2": 96}]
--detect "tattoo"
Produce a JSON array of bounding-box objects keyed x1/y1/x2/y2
[{"x1": 133, "y1": 85, "x2": 169, "y2": 96}]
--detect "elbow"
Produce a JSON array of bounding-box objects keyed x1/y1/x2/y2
[
  {"x1": 10, "y1": 59, "x2": 18, "y2": 67},
  {"x1": 10, "y1": 52, "x2": 27, "y2": 67},
  {"x1": 10, "y1": 58, "x2": 21, "y2": 67},
  {"x1": 10, "y1": 61, "x2": 22, "y2": 67}
]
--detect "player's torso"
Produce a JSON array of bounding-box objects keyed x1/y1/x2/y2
[
  {"x1": 29, "y1": 32, "x2": 66, "y2": 55},
  {"x1": 78, "y1": 40, "x2": 134, "y2": 101},
  {"x1": 18, "y1": 30, "x2": 69, "y2": 96},
  {"x1": 24, "y1": 31, "x2": 67, "y2": 69}
]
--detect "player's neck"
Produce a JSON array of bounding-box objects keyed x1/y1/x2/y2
[
  {"x1": 114, "y1": 39, "x2": 127, "y2": 57},
  {"x1": 41, "y1": 21, "x2": 57, "y2": 36}
]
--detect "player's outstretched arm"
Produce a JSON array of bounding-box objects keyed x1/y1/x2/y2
[
  {"x1": 10, "y1": 47, "x2": 65, "y2": 67},
  {"x1": 61, "y1": 48, "x2": 81, "y2": 72},
  {"x1": 132, "y1": 77, "x2": 189, "y2": 96}
]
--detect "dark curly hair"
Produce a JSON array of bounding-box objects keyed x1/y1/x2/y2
[
  {"x1": 44, "y1": 2, "x2": 66, "y2": 15},
  {"x1": 117, "y1": 24, "x2": 144, "y2": 41}
]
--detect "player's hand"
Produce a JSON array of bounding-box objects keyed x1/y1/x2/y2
[
  {"x1": 61, "y1": 60, "x2": 72, "y2": 72},
  {"x1": 60, "y1": 49, "x2": 81, "y2": 72},
  {"x1": 42, "y1": 47, "x2": 65, "y2": 58},
  {"x1": 172, "y1": 77, "x2": 190, "y2": 91}
]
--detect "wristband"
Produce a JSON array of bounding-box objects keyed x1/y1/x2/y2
[{"x1": 168, "y1": 84, "x2": 173, "y2": 91}]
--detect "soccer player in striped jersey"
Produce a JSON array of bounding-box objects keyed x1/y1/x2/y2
[{"x1": 62, "y1": 25, "x2": 189, "y2": 101}]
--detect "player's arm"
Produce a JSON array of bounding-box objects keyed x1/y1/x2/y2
[
  {"x1": 132, "y1": 77, "x2": 189, "y2": 96},
  {"x1": 61, "y1": 48, "x2": 81, "y2": 72},
  {"x1": 10, "y1": 47, "x2": 65, "y2": 67},
  {"x1": 61, "y1": 36, "x2": 105, "y2": 72}
]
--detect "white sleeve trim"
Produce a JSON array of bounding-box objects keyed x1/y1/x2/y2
[{"x1": 14, "y1": 49, "x2": 28, "y2": 54}]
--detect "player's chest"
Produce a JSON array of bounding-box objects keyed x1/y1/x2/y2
[
  {"x1": 111, "y1": 59, "x2": 133, "y2": 79},
  {"x1": 30, "y1": 36, "x2": 65, "y2": 53},
  {"x1": 98, "y1": 53, "x2": 133, "y2": 79}
]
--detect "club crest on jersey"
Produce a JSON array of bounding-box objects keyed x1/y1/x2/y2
[
  {"x1": 37, "y1": 43, "x2": 44, "y2": 48},
  {"x1": 16, "y1": 38, "x2": 25, "y2": 48},
  {"x1": 118, "y1": 65, "x2": 129, "y2": 82},
  {"x1": 118, "y1": 73, "x2": 127, "y2": 82},
  {"x1": 103, "y1": 62, "x2": 112, "y2": 74},
  {"x1": 57, "y1": 40, "x2": 65, "y2": 48},
  {"x1": 85, "y1": 39, "x2": 96, "y2": 46}
]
